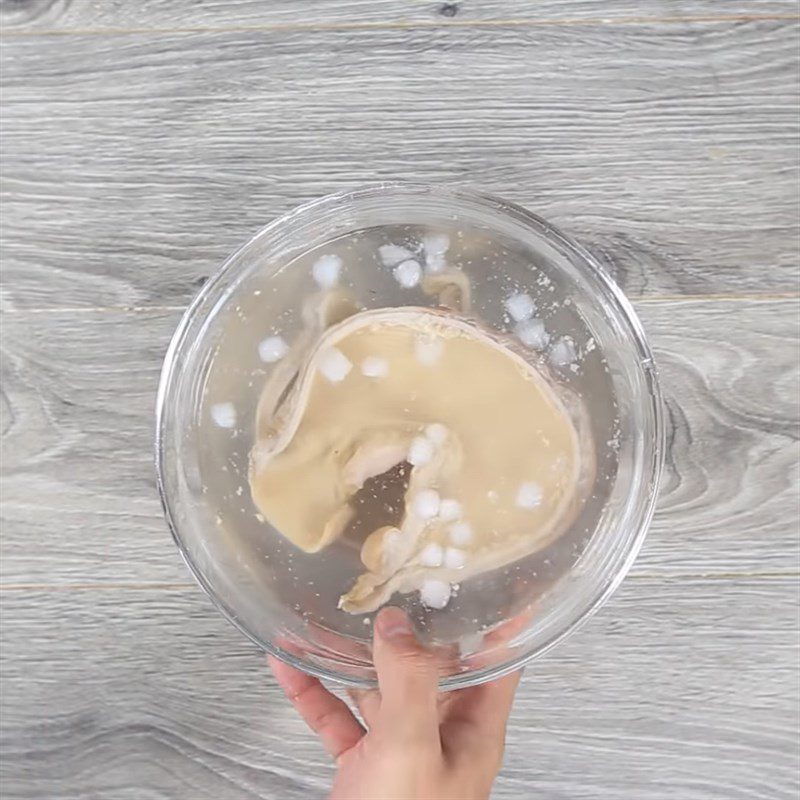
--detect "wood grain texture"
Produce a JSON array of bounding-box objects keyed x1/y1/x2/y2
[
  {"x1": 1, "y1": 0, "x2": 798, "y2": 32},
  {"x1": 1, "y1": 299, "x2": 797, "y2": 588},
  {"x1": 1, "y1": 577, "x2": 797, "y2": 800},
  {"x1": 1, "y1": 20, "x2": 798, "y2": 310},
  {"x1": 1, "y1": 3, "x2": 799, "y2": 798}
]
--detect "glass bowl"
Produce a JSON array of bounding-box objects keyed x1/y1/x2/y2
[{"x1": 155, "y1": 183, "x2": 663, "y2": 688}]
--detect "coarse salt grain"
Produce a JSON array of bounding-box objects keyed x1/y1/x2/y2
[
  {"x1": 549, "y1": 336, "x2": 577, "y2": 366},
  {"x1": 393, "y1": 259, "x2": 422, "y2": 288},
  {"x1": 422, "y1": 233, "x2": 450, "y2": 256},
  {"x1": 361, "y1": 356, "x2": 389, "y2": 378},
  {"x1": 422, "y1": 233, "x2": 449, "y2": 273},
  {"x1": 438, "y1": 498, "x2": 462, "y2": 521},
  {"x1": 515, "y1": 318, "x2": 549, "y2": 349},
  {"x1": 415, "y1": 336, "x2": 443, "y2": 366},
  {"x1": 504, "y1": 293, "x2": 536, "y2": 322},
  {"x1": 419, "y1": 579, "x2": 451, "y2": 610},
  {"x1": 425, "y1": 251, "x2": 447, "y2": 273},
  {"x1": 318, "y1": 347, "x2": 352, "y2": 383},
  {"x1": 449, "y1": 521, "x2": 473, "y2": 546},
  {"x1": 516, "y1": 481, "x2": 543, "y2": 509},
  {"x1": 419, "y1": 542, "x2": 444, "y2": 568},
  {"x1": 378, "y1": 243, "x2": 414, "y2": 267},
  {"x1": 443, "y1": 547, "x2": 467, "y2": 570},
  {"x1": 408, "y1": 436, "x2": 435, "y2": 467},
  {"x1": 258, "y1": 335, "x2": 289, "y2": 363},
  {"x1": 425, "y1": 422, "x2": 448, "y2": 444},
  {"x1": 312, "y1": 254, "x2": 342, "y2": 288},
  {"x1": 413, "y1": 489, "x2": 440, "y2": 520},
  {"x1": 211, "y1": 402, "x2": 236, "y2": 429}
]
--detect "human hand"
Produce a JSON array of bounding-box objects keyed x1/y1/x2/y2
[{"x1": 269, "y1": 607, "x2": 521, "y2": 800}]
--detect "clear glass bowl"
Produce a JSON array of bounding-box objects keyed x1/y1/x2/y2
[{"x1": 156, "y1": 183, "x2": 664, "y2": 688}]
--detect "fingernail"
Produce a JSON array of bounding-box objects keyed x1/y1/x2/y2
[{"x1": 376, "y1": 607, "x2": 413, "y2": 640}]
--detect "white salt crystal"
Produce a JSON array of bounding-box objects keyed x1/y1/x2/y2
[
  {"x1": 211, "y1": 402, "x2": 236, "y2": 429},
  {"x1": 361, "y1": 356, "x2": 389, "y2": 378},
  {"x1": 449, "y1": 521, "x2": 473, "y2": 546},
  {"x1": 415, "y1": 336, "x2": 444, "y2": 366},
  {"x1": 258, "y1": 335, "x2": 289, "y2": 363},
  {"x1": 443, "y1": 547, "x2": 467, "y2": 570},
  {"x1": 413, "y1": 489, "x2": 440, "y2": 520},
  {"x1": 408, "y1": 436, "x2": 435, "y2": 467},
  {"x1": 318, "y1": 347, "x2": 352, "y2": 383},
  {"x1": 378, "y1": 243, "x2": 414, "y2": 267},
  {"x1": 422, "y1": 233, "x2": 449, "y2": 273},
  {"x1": 393, "y1": 259, "x2": 422, "y2": 288},
  {"x1": 422, "y1": 233, "x2": 450, "y2": 256},
  {"x1": 438, "y1": 498, "x2": 462, "y2": 522},
  {"x1": 419, "y1": 542, "x2": 444, "y2": 568},
  {"x1": 312, "y1": 254, "x2": 342, "y2": 288},
  {"x1": 425, "y1": 251, "x2": 447, "y2": 273},
  {"x1": 419, "y1": 579, "x2": 451, "y2": 610},
  {"x1": 504, "y1": 293, "x2": 536, "y2": 322},
  {"x1": 516, "y1": 481, "x2": 543, "y2": 509},
  {"x1": 425, "y1": 422, "x2": 448, "y2": 444},
  {"x1": 515, "y1": 318, "x2": 549, "y2": 349},
  {"x1": 549, "y1": 336, "x2": 577, "y2": 367}
]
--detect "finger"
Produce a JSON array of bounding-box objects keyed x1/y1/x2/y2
[
  {"x1": 457, "y1": 609, "x2": 534, "y2": 680},
  {"x1": 469, "y1": 669, "x2": 522, "y2": 737},
  {"x1": 443, "y1": 669, "x2": 522, "y2": 750},
  {"x1": 482, "y1": 610, "x2": 533, "y2": 650},
  {"x1": 268, "y1": 657, "x2": 365, "y2": 759},
  {"x1": 347, "y1": 688, "x2": 381, "y2": 728},
  {"x1": 372, "y1": 607, "x2": 440, "y2": 742}
]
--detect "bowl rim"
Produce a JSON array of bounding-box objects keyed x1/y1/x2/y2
[{"x1": 155, "y1": 181, "x2": 665, "y2": 689}]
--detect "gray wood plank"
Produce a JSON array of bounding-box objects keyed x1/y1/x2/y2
[
  {"x1": 1, "y1": 20, "x2": 798, "y2": 310},
  {"x1": 1, "y1": 576, "x2": 797, "y2": 800},
  {"x1": 1, "y1": 298, "x2": 797, "y2": 587},
  {"x1": 2, "y1": 0, "x2": 797, "y2": 32}
]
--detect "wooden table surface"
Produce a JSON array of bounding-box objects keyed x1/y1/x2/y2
[{"x1": 1, "y1": 2, "x2": 799, "y2": 798}]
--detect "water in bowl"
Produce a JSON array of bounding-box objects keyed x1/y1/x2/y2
[{"x1": 192, "y1": 222, "x2": 619, "y2": 659}]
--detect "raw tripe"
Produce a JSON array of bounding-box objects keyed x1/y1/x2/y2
[{"x1": 249, "y1": 294, "x2": 594, "y2": 614}]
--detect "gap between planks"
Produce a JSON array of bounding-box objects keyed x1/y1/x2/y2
[
  {"x1": 1, "y1": 12, "x2": 798, "y2": 39},
  {"x1": 3, "y1": 294, "x2": 799, "y2": 316}
]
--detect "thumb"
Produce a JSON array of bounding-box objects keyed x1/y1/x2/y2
[{"x1": 372, "y1": 607, "x2": 440, "y2": 741}]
